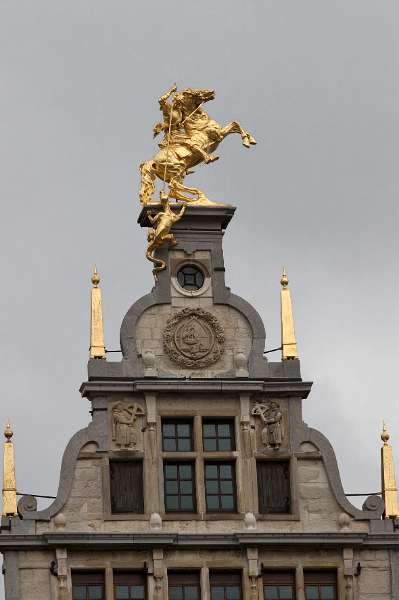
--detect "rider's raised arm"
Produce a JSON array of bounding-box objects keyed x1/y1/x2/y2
[{"x1": 158, "y1": 84, "x2": 177, "y2": 117}]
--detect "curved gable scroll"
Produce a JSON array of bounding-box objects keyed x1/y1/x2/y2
[
  {"x1": 18, "y1": 423, "x2": 100, "y2": 522},
  {"x1": 298, "y1": 424, "x2": 384, "y2": 521}
]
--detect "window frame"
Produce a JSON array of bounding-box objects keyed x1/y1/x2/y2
[
  {"x1": 176, "y1": 264, "x2": 205, "y2": 291},
  {"x1": 168, "y1": 571, "x2": 201, "y2": 600},
  {"x1": 202, "y1": 419, "x2": 236, "y2": 452},
  {"x1": 304, "y1": 571, "x2": 337, "y2": 600},
  {"x1": 162, "y1": 419, "x2": 194, "y2": 453},
  {"x1": 263, "y1": 570, "x2": 296, "y2": 599},
  {"x1": 72, "y1": 571, "x2": 105, "y2": 600},
  {"x1": 163, "y1": 461, "x2": 197, "y2": 513},
  {"x1": 209, "y1": 571, "x2": 242, "y2": 600},
  {"x1": 113, "y1": 571, "x2": 146, "y2": 600},
  {"x1": 204, "y1": 461, "x2": 237, "y2": 513}
]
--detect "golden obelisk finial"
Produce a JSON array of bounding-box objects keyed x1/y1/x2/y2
[
  {"x1": 280, "y1": 268, "x2": 299, "y2": 360},
  {"x1": 89, "y1": 266, "x2": 106, "y2": 359},
  {"x1": 2, "y1": 421, "x2": 18, "y2": 517},
  {"x1": 381, "y1": 422, "x2": 399, "y2": 518}
]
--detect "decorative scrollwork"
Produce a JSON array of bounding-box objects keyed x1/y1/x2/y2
[
  {"x1": 163, "y1": 308, "x2": 225, "y2": 368},
  {"x1": 362, "y1": 495, "x2": 384, "y2": 514},
  {"x1": 18, "y1": 494, "x2": 37, "y2": 516}
]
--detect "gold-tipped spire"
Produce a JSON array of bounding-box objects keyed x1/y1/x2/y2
[
  {"x1": 89, "y1": 266, "x2": 106, "y2": 359},
  {"x1": 2, "y1": 421, "x2": 18, "y2": 517},
  {"x1": 381, "y1": 422, "x2": 399, "y2": 518},
  {"x1": 280, "y1": 267, "x2": 298, "y2": 360}
]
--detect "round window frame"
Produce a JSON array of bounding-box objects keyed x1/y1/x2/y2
[{"x1": 171, "y1": 261, "x2": 211, "y2": 297}]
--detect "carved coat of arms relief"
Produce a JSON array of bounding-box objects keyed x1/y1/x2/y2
[{"x1": 163, "y1": 308, "x2": 225, "y2": 368}]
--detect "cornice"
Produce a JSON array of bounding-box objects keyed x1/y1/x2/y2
[
  {"x1": 80, "y1": 378, "x2": 312, "y2": 398},
  {"x1": 1, "y1": 531, "x2": 399, "y2": 551}
]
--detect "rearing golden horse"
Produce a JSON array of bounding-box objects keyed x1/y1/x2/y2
[{"x1": 140, "y1": 85, "x2": 256, "y2": 205}]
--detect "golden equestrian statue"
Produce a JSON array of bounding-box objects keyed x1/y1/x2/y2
[{"x1": 140, "y1": 84, "x2": 256, "y2": 206}]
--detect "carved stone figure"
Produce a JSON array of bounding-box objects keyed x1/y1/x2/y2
[
  {"x1": 163, "y1": 308, "x2": 225, "y2": 368},
  {"x1": 252, "y1": 401, "x2": 283, "y2": 450},
  {"x1": 112, "y1": 402, "x2": 145, "y2": 449},
  {"x1": 140, "y1": 84, "x2": 256, "y2": 206}
]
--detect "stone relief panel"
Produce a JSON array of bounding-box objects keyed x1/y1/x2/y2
[
  {"x1": 163, "y1": 308, "x2": 225, "y2": 368},
  {"x1": 111, "y1": 401, "x2": 145, "y2": 450},
  {"x1": 135, "y1": 303, "x2": 252, "y2": 377},
  {"x1": 251, "y1": 401, "x2": 285, "y2": 451}
]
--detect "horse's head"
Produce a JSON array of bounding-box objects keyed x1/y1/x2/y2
[{"x1": 179, "y1": 88, "x2": 215, "y2": 110}]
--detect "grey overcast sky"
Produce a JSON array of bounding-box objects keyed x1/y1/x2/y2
[{"x1": 1, "y1": 0, "x2": 399, "y2": 591}]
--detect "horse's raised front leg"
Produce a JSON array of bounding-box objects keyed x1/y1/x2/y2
[{"x1": 220, "y1": 121, "x2": 257, "y2": 148}]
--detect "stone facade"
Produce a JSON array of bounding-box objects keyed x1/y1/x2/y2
[{"x1": 1, "y1": 205, "x2": 399, "y2": 599}]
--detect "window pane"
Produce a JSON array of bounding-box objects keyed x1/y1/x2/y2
[
  {"x1": 218, "y1": 424, "x2": 231, "y2": 437},
  {"x1": 280, "y1": 586, "x2": 293, "y2": 599},
  {"x1": 206, "y1": 480, "x2": 219, "y2": 494},
  {"x1": 320, "y1": 586, "x2": 335, "y2": 600},
  {"x1": 178, "y1": 438, "x2": 191, "y2": 452},
  {"x1": 170, "y1": 586, "x2": 183, "y2": 600},
  {"x1": 221, "y1": 495, "x2": 234, "y2": 509},
  {"x1": 115, "y1": 586, "x2": 129, "y2": 599},
  {"x1": 180, "y1": 495, "x2": 194, "y2": 511},
  {"x1": 264, "y1": 586, "x2": 278, "y2": 599},
  {"x1": 220, "y1": 480, "x2": 233, "y2": 494},
  {"x1": 305, "y1": 586, "x2": 319, "y2": 600},
  {"x1": 88, "y1": 587, "x2": 103, "y2": 600},
  {"x1": 165, "y1": 465, "x2": 177, "y2": 479},
  {"x1": 204, "y1": 424, "x2": 216, "y2": 437},
  {"x1": 164, "y1": 438, "x2": 177, "y2": 452},
  {"x1": 203, "y1": 438, "x2": 217, "y2": 452},
  {"x1": 220, "y1": 464, "x2": 232, "y2": 478},
  {"x1": 180, "y1": 480, "x2": 193, "y2": 494},
  {"x1": 218, "y1": 438, "x2": 232, "y2": 451},
  {"x1": 131, "y1": 587, "x2": 145, "y2": 599},
  {"x1": 166, "y1": 495, "x2": 179, "y2": 510},
  {"x1": 211, "y1": 587, "x2": 225, "y2": 600},
  {"x1": 205, "y1": 464, "x2": 218, "y2": 478},
  {"x1": 166, "y1": 480, "x2": 179, "y2": 494},
  {"x1": 226, "y1": 586, "x2": 240, "y2": 599},
  {"x1": 177, "y1": 424, "x2": 190, "y2": 437},
  {"x1": 207, "y1": 495, "x2": 219, "y2": 510},
  {"x1": 73, "y1": 587, "x2": 86, "y2": 600},
  {"x1": 163, "y1": 424, "x2": 175, "y2": 437},
  {"x1": 185, "y1": 586, "x2": 199, "y2": 600},
  {"x1": 179, "y1": 465, "x2": 192, "y2": 479}
]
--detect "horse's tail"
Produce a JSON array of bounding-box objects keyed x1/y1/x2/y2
[
  {"x1": 140, "y1": 161, "x2": 156, "y2": 205},
  {"x1": 146, "y1": 245, "x2": 166, "y2": 278}
]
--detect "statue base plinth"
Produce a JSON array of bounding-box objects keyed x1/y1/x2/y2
[{"x1": 138, "y1": 204, "x2": 236, "y2": 231}]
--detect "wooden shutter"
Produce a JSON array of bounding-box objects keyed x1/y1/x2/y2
[
  {"x1": 110, "y1": 461, "x2": 144, "y2": 513},
  {"x1": 263, "y1": 571, "x2": 295, "y2": 585},
  {"x1": 209, "y1": 572, "x2": 242, "y2": 587},
  {"x1": 72, "y1": 572, "x2": 105, "y2": 585},
  {"x1": 257, "y1": 461, "x2": 291, "y2": 513},
  {"x1": 168, "y1": 572, "x2": 200, "y2": 586},
  {"x1": 114, "y1": 572, "x2": 146, "y2": 586},
  {"x1": 304, "y1": 571, "x2": 337, "y2": 584}
]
